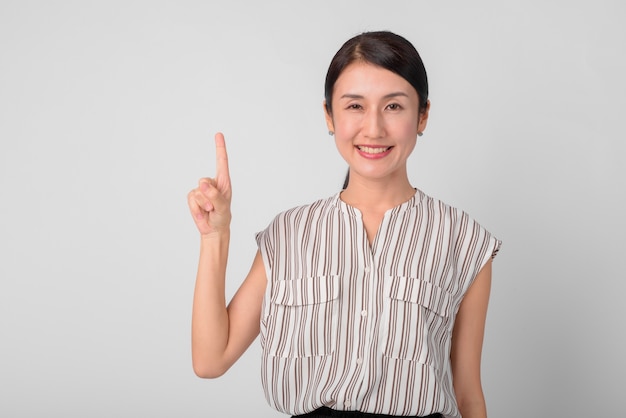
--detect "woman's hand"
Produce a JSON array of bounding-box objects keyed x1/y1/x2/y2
[
  {"x1": 187, "y1": 132, "x2": 232, "y2": 236},
  {"x1": 188, "y1": 132, "x2": 266, "y2": 378}
]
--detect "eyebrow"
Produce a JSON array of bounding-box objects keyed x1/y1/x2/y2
[{"x1": 339, "y1": 92, "x2": 410, "y2": 100}]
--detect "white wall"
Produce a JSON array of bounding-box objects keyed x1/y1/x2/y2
[{"x1": 1, "y1": 1, "x2": 624, "y2": 416}]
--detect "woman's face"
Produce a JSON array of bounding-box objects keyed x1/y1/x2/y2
[{"x1": 325, "y1": 62, "x2": 428, "y2": 185}]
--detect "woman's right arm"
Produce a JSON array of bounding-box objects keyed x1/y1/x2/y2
[{"x1": 187, "y1": 133, "x2": 267, "y2": 378}]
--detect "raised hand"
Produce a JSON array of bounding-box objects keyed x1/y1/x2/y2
[{"x1": 188, "y1": 132, "x2": 232, "y2": 236}]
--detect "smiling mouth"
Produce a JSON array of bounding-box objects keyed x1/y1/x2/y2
[{"x1": 357, "y1": 146, "x2": 392, "y2": 154}]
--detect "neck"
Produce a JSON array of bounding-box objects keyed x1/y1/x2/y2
[{"x1": 340, "y1": 174, "x2": 415, "y2": 212}]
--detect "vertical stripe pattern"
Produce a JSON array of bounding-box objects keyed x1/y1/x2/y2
[{"x1": 256, "y1": 190, "x2": 501, "y2": 418}]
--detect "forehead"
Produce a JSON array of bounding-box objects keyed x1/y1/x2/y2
[{"x1": 333, "y1": 61, "x2": 416, "y2": 98}]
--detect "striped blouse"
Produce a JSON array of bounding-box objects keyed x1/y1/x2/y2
[{"x1": 255, "y1": 190, "x2": 501, "y2": 418}]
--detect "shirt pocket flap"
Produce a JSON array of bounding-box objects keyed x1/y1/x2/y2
[
  {"x1": 271, "y1": 275, "x2": 340, "y2": 306},
  {"x1": 387, "y1": 276, "x2": 453, "y2": 318}
]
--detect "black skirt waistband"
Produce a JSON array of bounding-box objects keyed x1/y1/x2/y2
[{"x1": 292, "y1": 406, "x2": 443, "y2": 418}]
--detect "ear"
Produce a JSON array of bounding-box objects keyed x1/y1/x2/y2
[
  {"x1": 323, "y1": 100, "x2": 335, "y2": 133},
  {"x1": 417, "y1": 100, "x2": 431, "y2": 134}
]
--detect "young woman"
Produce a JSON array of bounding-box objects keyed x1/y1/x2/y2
[{"x1": 188, "y1": 31, "x2": 501, "y2": 418}]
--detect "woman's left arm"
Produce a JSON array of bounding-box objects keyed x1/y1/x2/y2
[{"x1": 450, "y1": 259, "x2": 493, "y2": 418}]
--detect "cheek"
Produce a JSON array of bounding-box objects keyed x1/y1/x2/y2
[
  {"x1": 333, "y1": 138, "x2": 354, "y2": 164},
  {"x1": 332, "y1": 113, "x2": 360, "y2": 135},
  {"x1": 395, "y1": 119, "x2": 419, "y2": 138},
  {"x1": 334, "y1": 136, "x2": 354, "y2": 155}
]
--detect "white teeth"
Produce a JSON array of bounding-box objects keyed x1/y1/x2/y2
[{"x1": 358, "y1": 146, "x2": 390, "y2": 154}]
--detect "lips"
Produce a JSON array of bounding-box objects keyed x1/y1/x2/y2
[{"x1": 355, "y1": 145, "x2": 393, "y2": 159}]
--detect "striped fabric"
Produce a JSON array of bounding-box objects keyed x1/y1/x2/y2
[{"x1": 255, "y1": 190, "x2": 501, "y2": 418}]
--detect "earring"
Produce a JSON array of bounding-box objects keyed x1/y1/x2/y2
[
  {"x1": 417, "y1": 131, "x2": 423, "y2": 137},
  {"x1": 328, "y1": 131, "x2": 334, "y2": 136}
]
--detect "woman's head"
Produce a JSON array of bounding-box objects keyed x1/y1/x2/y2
[{"x1": 324, "y1": 31, "x2": 429, "y2": 116}]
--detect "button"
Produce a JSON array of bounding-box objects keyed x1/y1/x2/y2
[
  {"x1": 361, "y1": 310, "x2": 367, "y2": 317},
  {"x1": 356, "y1": 358, "x2": 363, "y2": 365},
  {"x1": 344, "y1": 401, "x2": 351, "y2": 407},
  {"x1": 364, "y1": 266, "x2": 371, "y2": 273}
]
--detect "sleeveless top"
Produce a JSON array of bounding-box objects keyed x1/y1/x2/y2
[{"x1": 255, "y1": 190, "x2": 501, "y2": 417}]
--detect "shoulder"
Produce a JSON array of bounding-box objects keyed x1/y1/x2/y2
[
  {"x1": 257, "y1": 194, "x2": 338, "y2": 240},
  {"x1": 417, "y1": 189, "x2": 501, "y2": 257},
  {"x1": 416, "y1": 188, "x2": 468, "y2": 223},
  {"x1": 270, "y1": 194, "x2": 337, "y2": 225}
]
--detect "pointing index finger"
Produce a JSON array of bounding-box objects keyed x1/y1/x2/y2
[{"x1": 214, "y1": 132, "x2": 230, "y2": 181}]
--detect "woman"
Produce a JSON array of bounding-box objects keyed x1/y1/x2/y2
[{"x1": 188, "y1": 31, "x2": 501, "y2": 418}]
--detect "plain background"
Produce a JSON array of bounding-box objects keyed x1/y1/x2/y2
[{"x1": 1, "y1": 1, "x2": 624, "y2": 417}]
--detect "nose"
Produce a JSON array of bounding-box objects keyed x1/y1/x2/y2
[{"x1": 363, "y1": 109, "x2": 385, "y2": 139}]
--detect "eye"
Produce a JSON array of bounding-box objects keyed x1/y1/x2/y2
[
  {"x1": 386, "y1": 103, "x2": 402, "y2": 111},
  {"x1": 346, "y1": 103, "x2": 363, "y2": 110}
]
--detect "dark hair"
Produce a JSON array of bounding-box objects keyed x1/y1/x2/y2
[
  {"x1": 324, "y1": 31, "x2": 429, "y2": 116},
  {"x1": 324, "y1": 31, "x2": 429, "y2": 189}
]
